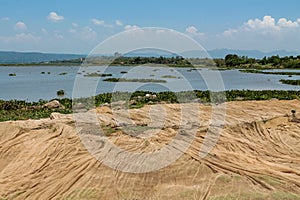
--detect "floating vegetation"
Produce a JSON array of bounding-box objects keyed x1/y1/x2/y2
[
  {"x1": 84, "y1": 73, "x2": 112, "y2": 77},
  {"x1": 280, "y1": 79, "x2": 300, "y2": 86},
  {"x1": 41, "y1": 72, "x2": 46, "y2": 74},
  {"x1": 240, "y1": 69, "x2": 300, "y2": 76},
  {"x1": 9, "y1": 73, "x2": 16, "y2": 76},
  {"x1": 103, "y1": 78, "x2": 167, "y2": 83},
  {"x1": 120, "y1": 71, "x2": 128, "y2": 74},
  {"x1": 161, "y1": 75, "x2": 182, "y2": 79},
  {"x1": 47, "y1": 72, "x2": 51, "y2": 74},
  {"x1": 58, "y1": 72, "x2": 68, "y2": 75},
  {"x1": 57, "y1": 90, "x2": 65, "y2": 96}
]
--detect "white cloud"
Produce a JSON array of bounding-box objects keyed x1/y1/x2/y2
[
  {"x1": 245, "y1": 16, "x2": 278, "y2": 30},
  {"x1": 14, "y1": 21, "x2": 27, "y2": 31},
  {"x1": 115, "y1": 20, "x2": 123, "y2": 26},
  {"x1": 92, "y1": 19, "x2": 104, "y2": 26},
  {"x1": 41, "y1": 28, "x2": 48, "y2": 35},
  {"x1": 70, "y1": 26, "x2": 97, "y2": 41},
  {"x1": 124, "y1": 25, "x2": 139, "y2": 31},
  {"x1": 223, "y1": 15, "x2": 300, "y2": 37},
  {"x1": 72, "y1": 23, "x2": 79, "y2": 27},
  {"x1": 223, "y1": 16, "x2": 300, "y2": 36},
  {"x1": 91, "y1": 19, "x2": 113, "y2": 28},
  {"x1": 185, "y1": 26, "x2": 204, "y2": 37},
  {"x1": 47, "y1": 12, "x2": 64, "y2": 22},
  {"x1": 278, "y1": 18, "x2": 299, "y2": 28},
  {"x1": 1, "y1": 17, "x2": 10, "y2": 21}
]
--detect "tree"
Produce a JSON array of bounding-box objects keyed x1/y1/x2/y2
[{"x1": 225, "y1": 54, "x2": 239, "y2": 67}]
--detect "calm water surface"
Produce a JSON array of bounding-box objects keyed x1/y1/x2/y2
[{"x1": 0, "y1": 66, "x2": 299, "y2": 101}]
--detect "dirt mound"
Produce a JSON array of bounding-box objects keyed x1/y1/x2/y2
[{"x1": 0, "y1": 100, "x2": 299, "y2": 199}]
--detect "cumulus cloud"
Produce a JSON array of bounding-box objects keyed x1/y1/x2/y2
[
  {"x1": 223, "y1": 15, "x2": 299, "y2": 36},
  {"x1": 91, "y1": 19, "x2": 113, "y2": 28},
  {"x1": 185, "y1": 26, "x2": 204, "y2": 36},
  {"x1": 115, "y1": 20, "x2": 123, "y2": 26},
  {"x1": 278, "y1": 18, "x2": 299, "y2": 28},
  {"x1": 47, "y1": 12, "x2": 64, "y2": 22},
  {"x1": 92, "y1": 19, "x2": 104, "y2": 26},
  {"x1": 72, "y1": 23, "x2": 79, "y2": 27},
  {"x1": 14, "y1": 21, "x2": 27, "y2": 31},
  {"x1": 69, "y1": 26, "x2": 97, "y2": 41},
  {"x1": 246, "y1": 16, "x2": 278, "y2": 30},
  {"x1": 124, "y1": 25, "x2": 139, "y2": 31}
]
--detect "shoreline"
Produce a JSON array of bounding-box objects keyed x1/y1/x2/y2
[{"x1": 1, "y1": 89, "x2": 300, "y2": 122}]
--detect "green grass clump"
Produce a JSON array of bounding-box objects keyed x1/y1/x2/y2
[
  {"x1": 57, "y1": 90, "x2": 65, "y2": 96},
  {"x1": 103, "y1": 78, "x2": 167, "y2": 83},
  {"x1": 240, "y1": 69, "x2": 300, "y2": 76},
  {"x1": 84, "y1": 73, "x2": 112, "y2": 77},
  {"x1": 9, "y1": 73, "x2": 16, "y2": 76},
  {"x1": 280, "y1": 79, "x2": 300, "y2": 86}
]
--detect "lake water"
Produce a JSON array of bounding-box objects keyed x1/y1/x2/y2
[{"x1": 1, "y1": 66, "x2": 300, "y2": 102}]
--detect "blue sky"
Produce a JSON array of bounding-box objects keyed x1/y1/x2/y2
[{"x1": 1, "y1": 0, "x2": 300, "y2": 53}]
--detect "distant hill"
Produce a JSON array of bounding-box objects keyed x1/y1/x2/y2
[
  {"x1": 180, "y1": 49, "x2": 300, "y2": 59},
  {"x1": 208, "y1": 49, "x2": 300, "y2": 59},
  {"x1": 0, "y1": 49, "x2": 299, "y2": 64},
  {"x1": 0, "y1": 51, "x2": 84, "y2": 64}
]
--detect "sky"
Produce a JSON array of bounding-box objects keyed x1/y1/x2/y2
[{"x1": 1, "y1": 0, "x2": 300, "y2": 54}]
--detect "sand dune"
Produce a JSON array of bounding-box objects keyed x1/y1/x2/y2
[{"x1": 0, "y1": 100, "x2": 300, "y2": 199}]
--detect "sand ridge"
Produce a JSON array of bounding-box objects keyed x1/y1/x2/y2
[{"x1": 0, "y1": 100, "x2": 299, "y2": 199}]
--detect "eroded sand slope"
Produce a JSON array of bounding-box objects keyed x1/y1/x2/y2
[{"x1": 0, "y1": 100, "x2": 300, "y2": 199}]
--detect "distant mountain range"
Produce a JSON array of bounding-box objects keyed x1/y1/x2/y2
[
  {"x1": 207, "y1": 49, "x2": 300, "y2": 59},
  {"x1": 0, "y1": 51, "x2": 84, "y2": 64},
  {"x1": 0, "y1": 49, "x2": 299, "y2": 64}
]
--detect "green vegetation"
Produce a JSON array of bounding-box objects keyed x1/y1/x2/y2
[
  {"x1": 110, "y1": 56, "x2": 193, "y2": 67},
  {"x1": 161, "y1": 75, "x2": 181, "y2": 79},
  {"x1": 120, "y1": 71, "x2": 128, "y2": 74},
  {"x1": 2, "y1": 54, "x2": 300, "y2": 69},
  {"x1": 103, "y1": 78, "x2": 167, "y2": 83},
  {"x1": 280, "y1": 79, "x2": 300, "y2": 86},
  {"x1": 240, "y1": 69, "x2": 300, "y2": 75},
  {"x1": 222, "y1": 54, "x2": 300, "y2": 69},
  {"x1": 57, "y1": 90, "x2": 65, "y2": 96},
  {"x1": 0, "y1": 99, "x2": 72, "y2": 122},
  {"x1": 58, "y1": 72, "x2": 68, "y2": 75},
  {"x1": 1, "y1": 90, "x2": 299, "y2": 122},
  {"x1": 83, "y1": 73, "x2": 112, "y2": 77},
  {"x1": 9, "y1": 73, "x2": 16, "y2": 76},
  {"x1": 41, "y1": 71, "x2": 46, "y2": 74}
]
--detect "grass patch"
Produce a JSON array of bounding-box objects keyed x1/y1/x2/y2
[
  {"x1": 84, "y1": 73, "x2": 112, "y2": 77},
  {"x1": 240, "y1": 69, "x2": 300, "y2": 76},
  {"x1": 9, "y1": 73, "x2": 16, "y2": 76},
  {"x1": 101, "y1": 125, "x2": 118, "y2": 136},
  {"x1": 161, "y1": 75, "x2": 181, "y2": 79},
  {"x1": 103, "y1": 78, "x2": 167, "y2": 83},
  {"x1": 257, "y1": 175, "x2": 284, "y2": 186},
  {"x1": 58, "y1": 72, "x2": 68, "y2": 75},
  {"x1": 280, "y1": 79, "x2": 300, "y2": 86}
]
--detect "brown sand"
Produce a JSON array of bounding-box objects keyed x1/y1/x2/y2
[{"x1": 0, "y1": 100, "x2": 299, "y2": 199}]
